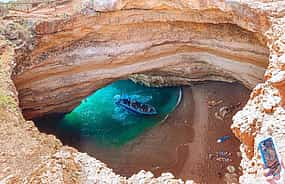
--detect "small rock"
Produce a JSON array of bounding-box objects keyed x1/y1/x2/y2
[
  {"x1": 226, "y1": 165, "x2": 236, "y2": 173},
  {"x1": 160, "y1": 172, "x2": 174, "y2": 179},
  {"x1": 185, "y1": 180, "x2": 195, "y2": 184},
  {"x1": 219, "y1": 106, "x2": 230, "y2": 118},
  {"x1": 208, "y1": 100, "x2": 223, "y2": 108},
  {"x1": 262, "y1": 101, "x2": 274, "y2": 113},
  {"x1": 224, "y1": 172, "x2": 238, "y2": 184},
  {"x1": 215, "y1": 112, "x2": 223, "y2": 120}
]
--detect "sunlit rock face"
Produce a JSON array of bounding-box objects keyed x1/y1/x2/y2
[
  {"x1": 1, "y1": 0, "x2": 285, "y2": 183},
  {"x1": 12, "y1": 6, "x2": 269, "y2": 120}
]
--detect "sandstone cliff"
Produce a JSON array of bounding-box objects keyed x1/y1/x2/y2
[{"x1": 0, "y1": 0, "x2": 285, "y2": 183}]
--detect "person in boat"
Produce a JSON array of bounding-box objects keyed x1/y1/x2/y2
[
  {"x1": 122, "y1": 98, "x2": 130, "y2": 106},
  {"x1": 141, "y1": 104, "x2": 149, "y2": 112},
  {"x1": 122, "y1": 98, "x2": 128, "y2": 104},
  {"x1": 131, "y1": 101, "x2": 140, "y2": 109},
  {"x1": 116, "y1": 95, "x2": 157, "y2": 115}
]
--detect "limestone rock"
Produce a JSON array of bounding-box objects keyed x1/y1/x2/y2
[
  {"x1": 0, "y1": 0, "x2": 285, "y2": 183},
  {"x1": 12, "y1": 1, "x2": 269, "y2": 119}
]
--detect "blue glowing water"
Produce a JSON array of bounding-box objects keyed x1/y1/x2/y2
[{"x1": 58, "y1": 80, "x2": 181, "y2": 147}]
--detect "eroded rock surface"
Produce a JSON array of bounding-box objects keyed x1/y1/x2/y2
[
  {"x1": 10, "y1": 0, "x2": 269, "y2": 120},
  {"x1": 0, "y1": 0, "x2": 285, "y2": 183},
  {"x1": 0, "y1": 36, "x2": 187, "y2": 183}
]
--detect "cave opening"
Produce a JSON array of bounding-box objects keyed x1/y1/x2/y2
[
  {"x1": 9, "y1": 15, "x2": 270, "y2": 183},
  {"x1": 32, "y1": 78, "x2": 250, "y2": 183}
]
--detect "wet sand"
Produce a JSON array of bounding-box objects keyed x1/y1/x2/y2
[
  {"x1": 177, "y1": 82, "x2": 249, "y2": 183},
  {"x1": 35, "y1": 81, "x2": 250, "y2": 183}
]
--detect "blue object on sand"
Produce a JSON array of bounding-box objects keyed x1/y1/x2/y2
[{"x1": 217, "y1": 135, "x2": 230, "y2": 143}]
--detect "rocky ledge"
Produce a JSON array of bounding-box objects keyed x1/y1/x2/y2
[
  {"x1": 0, "y1": 0, "x2": 285, "y2": 183},
  {"x1": 10, "y1": 0, "x2": 270, "y2": 120}
]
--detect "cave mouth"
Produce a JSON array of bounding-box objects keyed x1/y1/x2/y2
[{"x1": 33, "y1": 79, "x2": 250, "y2": 183}]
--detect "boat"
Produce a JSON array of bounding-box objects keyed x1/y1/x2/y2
[{"x1": 114, "y1": 95, "x2": 158, "y2": 116}]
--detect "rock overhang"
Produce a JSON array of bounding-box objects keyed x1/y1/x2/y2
[
  {"x1": 12, "y1": 10, "x2": 269, "y2": 119},
  {"x1": 1, "y1": 0, "x2": 285, "y2": 183}
]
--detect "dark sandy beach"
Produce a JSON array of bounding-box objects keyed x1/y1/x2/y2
[{"x1": 81, "y1": 82, "x2": 250, "y2": 183}]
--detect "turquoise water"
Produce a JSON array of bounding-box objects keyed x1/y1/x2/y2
[{"x1": 56, "y1": 80, "x2": 181, "y2": 147}]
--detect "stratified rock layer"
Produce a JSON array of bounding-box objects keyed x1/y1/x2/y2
[
  {"x1": 12, "y1": 1, "x2": 269, "y2": 120},
  {"x1": 0, "y1": 0, "x2": 285, "y2": 183}
]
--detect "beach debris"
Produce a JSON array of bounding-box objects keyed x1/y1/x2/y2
[
  {"x1": 208, "y1": 151, "x2": 232, "y2": 162},
  {"x1": 217, "y1": 151, "x2": 232, "y2": 157},
  {"x1": 216, "y1": 157, "x2": 232, "y2": 162},
  {"x1": 208, "y1": 153, "x2": 215, "y2": 160},
  {"x1": 214, "y1": 102, "x2": 242, "y2": 120},
  {"x1": 226, "y1": 165, "x2": 236, "y2": 173},
  {"x1": 224, "y1": 172, "x2": 238, "y2": 184},
  {"x1": 218, "y1": 106, "x2": 231, "y2": 119},
  {"x1": 215, "y1": 112, "x2": 224, "y2": 120},
  {"x1": 230, "y1": 102, "x2": 241, "y2": 109},
  {"x1": 208, "y1": 99, "x2": 223, "y2": 108},
  {"x1": 217, "y1": 135, "x2": 230, "y2": 143},
  {"x1": 185, "y1": 180, "x2": 196, "y2": 184}
]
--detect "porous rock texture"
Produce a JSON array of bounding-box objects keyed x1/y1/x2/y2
[{"x1": 0, "y1": 0, "x2": 285, "y2": 183}]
